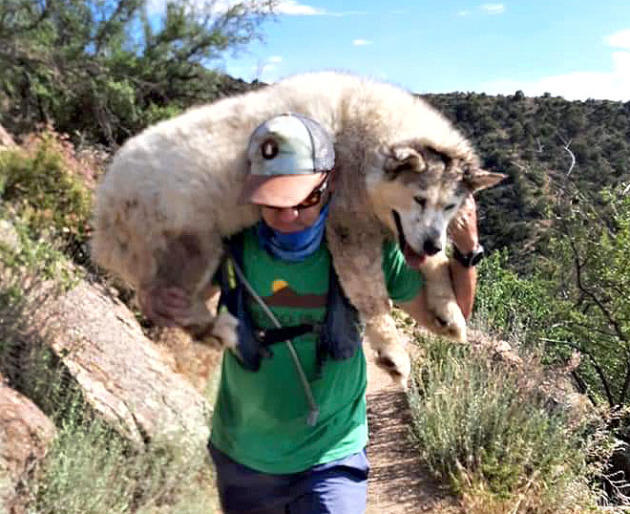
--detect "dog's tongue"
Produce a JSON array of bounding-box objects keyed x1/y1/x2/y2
[{"x1": 403, "y1": 244, "x2": 426, "y2": 268}]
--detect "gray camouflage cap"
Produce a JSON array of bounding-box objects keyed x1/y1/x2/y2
[{"x1": 241, "y1": 113, "x2": 335, "y2": 207}]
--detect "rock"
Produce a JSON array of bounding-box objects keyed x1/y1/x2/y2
[
  {"x1": 0, "y1": 220, "x2": 21, "y2": 254},
  {"x1": 0, "y1": 124, "x2": 15, "y2": 148},
  {"x1": 0, "y1": 375, "x2": 56, "y2": 514},
  {"x1": 467, "y1": 328, "x2": 523, "y2": 366},
  {"x1": 24, "y1": 280, "x2": 212, "y2": 449}
]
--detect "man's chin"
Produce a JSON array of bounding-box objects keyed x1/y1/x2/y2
[{"x1": 268, "y1": 223, "x2": 307, "y2": 233}]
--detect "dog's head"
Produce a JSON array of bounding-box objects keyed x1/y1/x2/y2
[{"x1": 367, "y1": 142, "x2": 505, "y2": 267}]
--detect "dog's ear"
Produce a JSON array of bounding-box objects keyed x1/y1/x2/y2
[
  {"x1": 464, "y1": 168, "x2": 507, "y2": 192},
  {"x1": 384, "y1": 146, "x2": 427, "y2": 176}
]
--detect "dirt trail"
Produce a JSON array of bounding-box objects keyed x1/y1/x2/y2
[{"x1": 365, "y1": 350, "x2": 461, "y2": 514}]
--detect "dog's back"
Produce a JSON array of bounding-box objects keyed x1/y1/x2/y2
[{"x1": 91, "y1": 72, "x2": 482, "y2": 348}]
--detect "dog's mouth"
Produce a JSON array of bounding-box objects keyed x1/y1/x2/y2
[{"x1": 392, "y1": 210, "x2": 426, "y2": 268}]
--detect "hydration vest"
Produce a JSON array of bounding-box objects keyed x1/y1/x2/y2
[{"x1": 216, "y1": 232, "x2": 364, "y2": 373}]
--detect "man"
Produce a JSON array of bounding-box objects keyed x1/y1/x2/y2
[{"x1": 151, "y1": 113, "x2": 480, "y2": 513}]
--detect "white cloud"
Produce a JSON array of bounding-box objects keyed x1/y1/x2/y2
[
  {"x1": 479, "y1": 51, "x2": 630, "y2": 101},
  {"x1": 353, "y1": 39, "x2": 372, "y2": 46},
  {"x1": 276, "y1": 2, "x2": 367, "y2": 16},
  {"x1": 457, "y1": 10, "x2": 470, "y2": 16},
  {"x1": 605, "y1": 29, "x2": 630, "y2": 49},
  {"x1": 148, "y1": 0, "x2": 364, "y2": 17},
  {"x1": 480, "y1": 3, "x2": 505, "y2": 14},
  {"x1": 276, "y1": 1, "x2": 326, "y2": 15},
  {"x1": 147, "y1": 0, "x2": 275, "y2": 15},
  {"x1": 268, "y1": 55, "x2": 283, "y2": 63}
]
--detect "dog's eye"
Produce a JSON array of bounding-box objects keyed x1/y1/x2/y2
[
  {"x1": 414, "y1": 196, "x2": 426, "y2": 209},
  {"x1": 445, "y1": 203, "x2": 457, "y2": 211}
]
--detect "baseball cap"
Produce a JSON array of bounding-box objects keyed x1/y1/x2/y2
[{"x1": 241, "y1": 113, "x2": 335, "y2": 207}]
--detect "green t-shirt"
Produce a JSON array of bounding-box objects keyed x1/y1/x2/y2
[{"x1": 210, "y1": 228, "x2": 422, "y2": 473}]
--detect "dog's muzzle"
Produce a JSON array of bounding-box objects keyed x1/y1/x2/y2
[{"x1": 392, "y1": 210, "x2": 427, "y2": 267}]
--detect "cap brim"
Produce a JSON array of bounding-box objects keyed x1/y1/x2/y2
[{"x1": 240, "y1": 173, "x2": 326, "y2": 207}]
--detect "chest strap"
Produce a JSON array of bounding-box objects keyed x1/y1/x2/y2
[{"x1": 255, "y1": 324, "x2": 320, "y2": 346}]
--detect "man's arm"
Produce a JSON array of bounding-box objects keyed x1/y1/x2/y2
[{"x1": 398, "y1": 194, "x2": 479, "y2": 327}]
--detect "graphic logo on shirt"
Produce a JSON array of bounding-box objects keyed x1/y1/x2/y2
[{"x1": 264, "y1": 278, "x2": 326, "y2": 309}]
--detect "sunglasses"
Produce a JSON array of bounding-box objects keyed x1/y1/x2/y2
[{"x1": 263, "y1": 172, "x2": 332, "y2": 211}]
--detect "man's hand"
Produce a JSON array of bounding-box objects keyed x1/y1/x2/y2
[
  {"x1": 137, "y1": 286, "x2": 194, "y2": 327},
  {"x1": 448, "y1": 194, "x2": 479, "y2": 254},
  {"x1": 447, "y1": 194, "x2": 479, "y2": 319}
]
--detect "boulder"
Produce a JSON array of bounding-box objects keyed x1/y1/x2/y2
[
  {"x1": 0, "y1": 375, "x2": 56, "y2": 514},
  {"x1": 0, "y1": 220, "x2": 21, "y2": 254},
  {"x1": 25, "y1": 280, "x2": 212, "y2": 449}
]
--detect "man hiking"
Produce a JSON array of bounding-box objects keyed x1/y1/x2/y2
[{"x1": 147, "y1": 113, "x2": 480, "y2": 513}]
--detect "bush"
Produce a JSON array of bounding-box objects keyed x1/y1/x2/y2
[
  {"x1": 27, "y1": 405, "x2": 217, "y2": 514},
  {"x1": 408, "y1": 338, "x2": 608, "y2": 512},
  {"x1": 0, "y1": 129, "x2": 96, "y2": 265},
  {"x1": 474, "y1": 249, "x2": 552, "y2": 342}
]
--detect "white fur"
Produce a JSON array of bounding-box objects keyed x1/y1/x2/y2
[{"x1": 91, "y1": 72, "x2": 481, "y2": 387}]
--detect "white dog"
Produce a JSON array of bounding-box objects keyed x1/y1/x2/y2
[{"x1": 91, "y1": 72, "x2": 503, "y2": 387}]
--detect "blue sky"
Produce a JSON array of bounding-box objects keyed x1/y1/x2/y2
[{"x1": 216, "y1": 0, "x2": 630, "y2": 100}]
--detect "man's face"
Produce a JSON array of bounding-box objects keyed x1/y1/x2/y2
[
  {"x1": 257, "y1": 172, "x2": 333, "y2": 233},
  {"x1": 261, "y1": 202, "x2": 323, "y2": 233}
]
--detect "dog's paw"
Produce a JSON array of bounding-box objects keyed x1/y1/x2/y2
[
  {"x1": 375, "y1": 346, "x2": 411, "y2": 390},
  {"x1": 428, "y1": 299, "x2": 467, "y2": 342},
  {"x1": 208, "y1": 310, "x2": 240, "y2": 351}
]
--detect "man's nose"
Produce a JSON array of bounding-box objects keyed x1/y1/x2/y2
[{"x1": 276, "y1": 207, "x2": 299, "y2": 223}]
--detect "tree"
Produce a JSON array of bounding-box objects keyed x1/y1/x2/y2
[
  {"x1": 542, "y1": 185, "x2": 630, "y2": 408},
  {"x1": 0, "y1": 0, "x2": 276, "y2": 145}
]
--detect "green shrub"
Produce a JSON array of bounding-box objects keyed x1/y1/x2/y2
[
  {"x1": 408, "y1": 338, "x2": 606, "y2": 512},
  {"x1": 0, "y1": 210, "x2": 81, "y2": 288},
  {"x1": 0, "y1": 129, "x2": 93, "y2": 261},
  {"x1": 475, "y1": 249, "x2": 552, "y2": 342}
]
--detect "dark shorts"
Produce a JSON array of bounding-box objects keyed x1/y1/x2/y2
[{"x1": 209, "y1": 443, "x2": 369, "y2": 514}]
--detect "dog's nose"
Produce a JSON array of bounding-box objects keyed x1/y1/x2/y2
[{"x1": 423, "y1": 239, "x2": 442, "y2": 256}]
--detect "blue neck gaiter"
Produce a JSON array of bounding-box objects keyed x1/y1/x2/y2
[{"x1": 257, "y1": 202, "x2": 330, "y2": 262}]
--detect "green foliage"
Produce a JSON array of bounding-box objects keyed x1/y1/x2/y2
[
  {"x1": 540, "y1": 187, "x2": 630, "y2": 408},
  {"x1": 0, "y1": 130, "x2": 93, "y2": 261},
  {"x1": 27, "y1": 404, "x2": 217, "y2": 514},
  {"x1": 0, "y1": 0, "x2": 274, "y2": 145},
  {"x1": 475, "y1": 249, "x2": 552, "y2": 341},
  {"x1": 408, "y1": 338, "x2": 606, "y2": 511},
  {"x1": 0, "y1": 216, "x2": 81, "y2": 291},
  {"x1": 474, "y1": 184, "x2": 630, "y2": 411}
]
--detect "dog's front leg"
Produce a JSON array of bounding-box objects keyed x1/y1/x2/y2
[
  {"x1": 364, "y1": 313, "x2": 411, "y2": 389},
  {"x1": 419, "y1": 252, "x2": 467, "y2": 342},
  {"x1": 325, "y1": 219, "x2": 411, "y2": 388}
]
